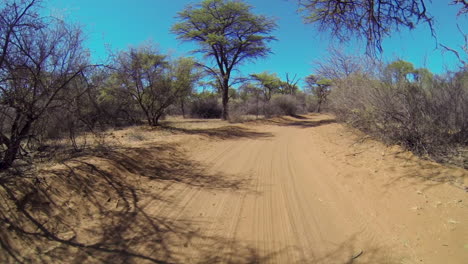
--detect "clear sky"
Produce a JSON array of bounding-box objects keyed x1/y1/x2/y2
[{"x1": 44, "y1": 0, "x2": 467, "y2": 86}]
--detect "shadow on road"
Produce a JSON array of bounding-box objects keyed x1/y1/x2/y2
[
  {"x1": 160, "y1": 125, "x2": 274, "y2": 140},
  {"x1": 380, "y1": 150, "x2": 468, "y2": 191},
  {"x1": 249, "y1": 114, "x2": 337, "y2": 129},
  {"x1": 310, "y1": 231, "x2": 401, "y2": 264},
  {"x1": 281, "y1": 118, "x2": 337, "y2": 128},
  {"x1": 0, "y1": 143, "x2": 263, "y2": 263}
]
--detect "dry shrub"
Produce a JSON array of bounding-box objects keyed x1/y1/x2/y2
[
  {"x1": 329, "y1": 69, "x2": 468, "y2": 166},
  {"x1": 269, "y1": 95, "x2": 301, "y2": 117},
  {"x1": 189, "y1": 97, "x2": 222, "y2": 119},
  {"x1": 127, "y1": 131, "x2": 146, "y2": 142},
  {"x1": 228, "y1": 101, "x2": 248, "y2": 123},
  {"x1": 243, "y1": 98, "x2": 262, "y2": 117},
  {"x1": 232, "y1": 94, "x2": 306, "y2": 118}
]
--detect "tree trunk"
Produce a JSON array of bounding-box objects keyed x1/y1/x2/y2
[
  {"x1": 0, "y1": 139, "x2": 22, "y2": 170},
  {"x1": 221, "y1": 80, "x2": 229, "y2": 120},
  {"x1": 0, "y1": 119, "x2": 32, "y2": 170},
  {"x1": 151, "y1": 112, "x2": 164, "y2": 126},
  {"x1": 181, "y1": 99, "x2": 186, "y2": 118},
  {"x1": 147, "y1": 117, "x2": 154, "y2": 126},
  {"x1": 256, "y1": 95, "x2": 259, "y2": 119}
]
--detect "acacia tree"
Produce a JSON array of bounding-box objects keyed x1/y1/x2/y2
[
  {"x1": 384, "y1": 59, "x2": 416, "y2": 83},
  {"x1": 250, "y1": 72, "x2": 282, "y2": 103},
  {"x1": 175, "y1": 58, "x2": 201, "y2": 118},
  {"x1": 172, "y1": 0, "x2": 277, "y2": 120},
  {"x1": 0, "y1": 1, "x2": 89, "y2": 169},
  {"x1": 281, "y1": 73, "x2": 300, "y2": 95},
  {"x1": 114, "y1": 46, "x2": 199, "y2": 126},
  {"x1": 305, "y1": 74, "x2": 332, "y2": 113}
]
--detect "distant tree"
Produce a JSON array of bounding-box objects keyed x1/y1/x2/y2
[
  {"x1": 305, "y1": 74, "x2": 332, "y2": 113},
  {"x1": 280, "y1": 73, "x2": 300, "y2": 95},
  {"x1": 114, "y1": 46, "x2": 199, "y2": 126},
  {"x1": 384, "y1": 60, "x2": 435, "y2": 89},
  {"x1": 384, "y1": 59, "x2": 415, "y2": 83},
  {"x1": 239, "y1": 82, "x2": 262, "y2": 117},
  {"x1": 298, "y1": 0, "x2": 435, "y2": 54},
  {"x1": 172, "y1": 0, "x2": 277, "y2": 120},
  {"x1": 413, "y1": 67, "x2": 434, "y2": 89},
  {"x1": 0, "y1": 1, "x2": 90, "y2": 169},
  {"x1": 250, "y1": 72, "x2": 282, "y2": 103},
  {"x1": 113, "y1": 46, "x2": 167, "y2": 126},
  {"x1": 174, "y1": 57, "x2": 202, "y2": 118}
]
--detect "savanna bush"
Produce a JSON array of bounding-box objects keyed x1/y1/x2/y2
[
  {"x1": 189, "y1": 97, "x2": 222, "y2": 118},
  {"x1": 269, "y1": 95, "x2": 302, "y2": 117},
  {"x1": 329, "y1": 69, "x2": 468, "y2": 166},
  {"x1": 228, "y1": 100, "x2": 248, "y2": 123}
]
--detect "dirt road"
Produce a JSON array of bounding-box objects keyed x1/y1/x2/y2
[
  {"x1": 141, "y1": 114, "x2": 467, "y2": 263},
  {"x1": 7, "y1": 114, "x2": 466, "y2": 263}
]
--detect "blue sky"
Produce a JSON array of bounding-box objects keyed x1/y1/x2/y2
[{"x1": 45, "y1": 0, "x2": 467, "y2": 86}]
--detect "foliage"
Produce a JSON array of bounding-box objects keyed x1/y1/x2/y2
[
  {"x1": 113, "y1": 45, "x2": 200, "y2": 126},
  {"x1": 384, "y1": 59, "x2": 415, "y2": 83},
  {"x1": 383, "y1": 60, "x2": 434, "y2": 90},
  {"x1": 305, "y1": 74, "x2": 332, "y2": 112}
]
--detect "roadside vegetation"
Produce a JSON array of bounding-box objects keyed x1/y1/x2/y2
[{"x1": 323, "y1": 51, "x2": 468, "y2": 167}]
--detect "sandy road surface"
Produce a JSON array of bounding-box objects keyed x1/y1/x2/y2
[
  {"x1": 142, "y1": 114, "x2": 467, "y2": 263},
  {"x1": 6, "y1": 114, "x2": 466, "y2": 263}
]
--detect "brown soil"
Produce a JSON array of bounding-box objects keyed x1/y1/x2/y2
[{"x1": 1, "y1": 114, "x2": 466, "y2": 263}]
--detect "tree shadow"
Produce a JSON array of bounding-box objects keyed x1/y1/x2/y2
[
  {"x1": 249, "y1": 115, "x2": 336, "y2": 129},
  {"x1": 380, "y1": 151, "x2": 468, "y2": 191},
  {"x1": 281, "y1": 118, "x2": 337, "y2": 128},
  {"x1": 0, "y1": 143, "x2": 267, "y2": 263},
  {"x1": 0, "y1": 143, "x2": 412, "y2": 264},
  {"x1": 309, "y1": 232, "x2": 400, "y2": 264},
  {"x1": 290, "y1": 114, "x2": 309, "y2": 120},
  {"x1": 163, "y1": 120, "x2": 215, "y2": 124},
  {"x1": 160, "y1": 125, "x2": 273, "y2": 140}
]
